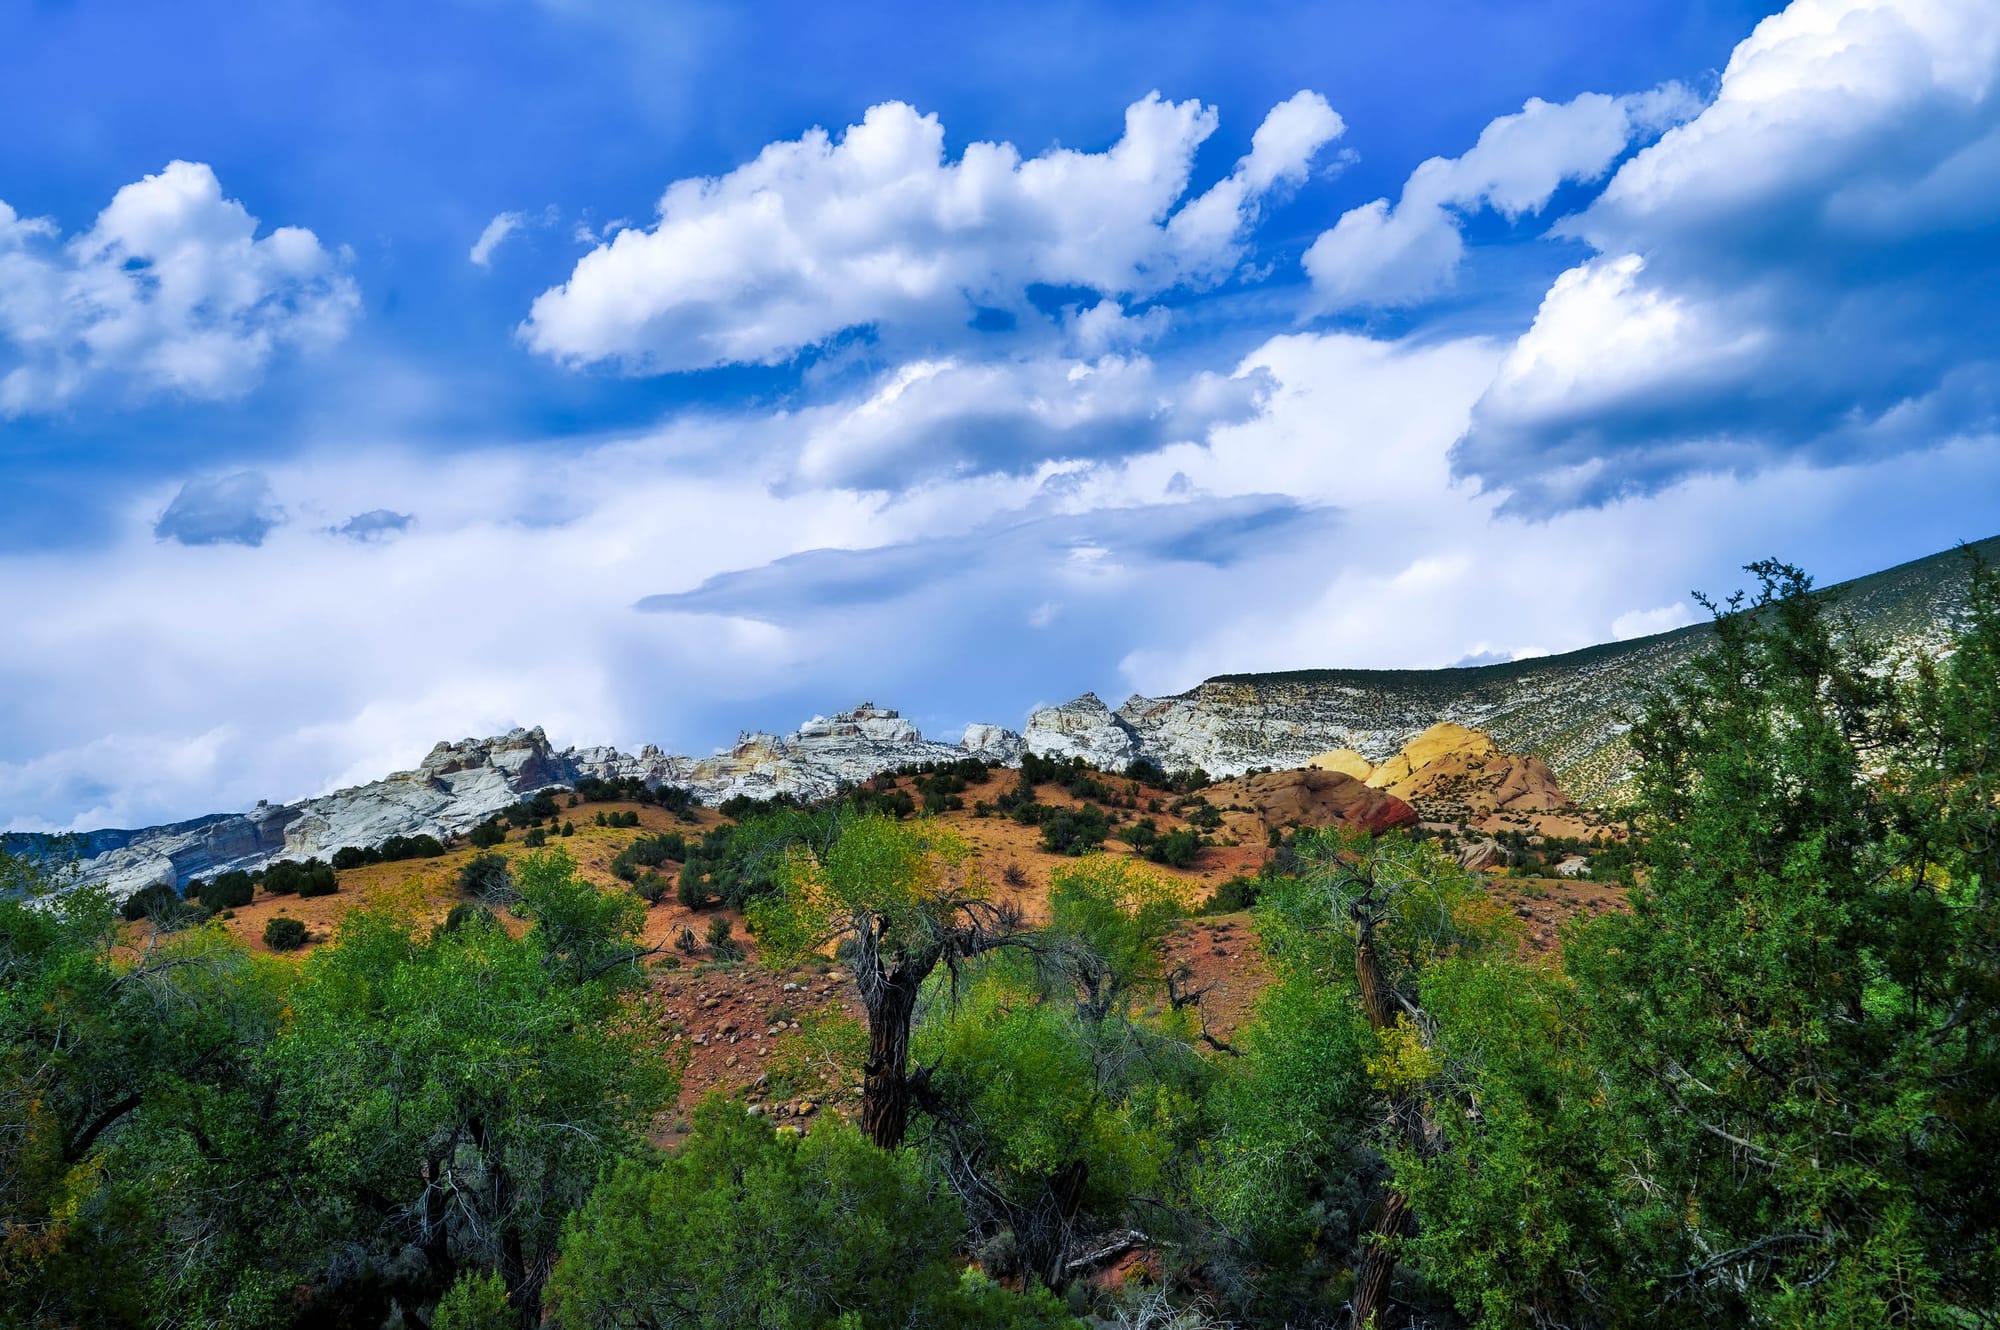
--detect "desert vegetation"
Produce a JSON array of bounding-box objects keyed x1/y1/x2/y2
[{"x1": 4, "y1": 557, "x2": 1997, "y2": 1327}]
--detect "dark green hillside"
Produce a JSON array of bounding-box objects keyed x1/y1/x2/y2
[{"x1": 1188, "y1": 535, "x2": 2000, "y2": 802}]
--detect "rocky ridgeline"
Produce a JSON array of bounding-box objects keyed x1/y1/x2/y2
[
  {"x1": 1024, "y1": 536, "x2": 1997, "y2": 804},
  {"x1": 52, "y1": 704, "x2": 1024, "y2": 900}
]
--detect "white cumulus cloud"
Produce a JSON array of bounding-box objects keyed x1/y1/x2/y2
[
  {"x1": 520, "y1": 91, "x2": 1344, "y2": 372},
  {"x1": 1303, "y1": 85, "x2": 1696, "y2": 310},
  {"x1": 0, "y1": 161, "x2": 358, "y2": 416},
  {"x1": 1457, "y1": 0, "x2": 2000, "y2": 511}
]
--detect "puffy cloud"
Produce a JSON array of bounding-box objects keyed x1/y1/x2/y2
[
  {"x1": 1304, "y1": 85, "x2": 1695, "y2": 309},
  {"x1": 521, "y1": 91, "x2": 1343, "y2": 371},
  {"x1": 469, "y1": 211, "x2": 526, "y2": 267},
  {"x1": 0, "y1": 161, "x2": 358, "y2": 416},
  {"x1": 154, "y1": 471, "x2": 286, "y2": 547},
  {"x1": 1457, "y1": 0, "x2": 2000, "y2": 509}
]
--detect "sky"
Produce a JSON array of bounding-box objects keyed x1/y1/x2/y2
[{"x1": 3, "y1": 0, "x2": 1998, "y2": 832}]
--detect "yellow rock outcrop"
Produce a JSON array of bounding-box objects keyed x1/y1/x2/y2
[{"x1": 1306, "y1": 747, "x2": 1376, "y2": 781}]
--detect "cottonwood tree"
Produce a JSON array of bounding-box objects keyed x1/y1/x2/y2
[
  {"x1": 1212, "y1": 827, "x2": 1500, "y2": 1329},
  {"x1": 271, "y1": 849, "x2": 672, "y2": 1326},
  {"x1": 751, "y1": 814, "x2": 1019, "y2": 1149},
  {"x1": 917, "y1": 857, "x2": 1204, "y2": 1291}
]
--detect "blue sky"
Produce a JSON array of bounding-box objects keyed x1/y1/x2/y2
[{"x1": 4, "y1": 0, "x2": 1998, "y2": 831}]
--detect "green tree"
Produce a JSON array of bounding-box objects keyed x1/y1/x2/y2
[
  {"x1": 912, "y1": 859, "x2": 1204, "y2": 1290},
  {"x1": 269, "y1": 853, "x2": 672, "y2": 1324},
  {"x1": 1041, "y1": 855, "x2": 1188, "y2": 1023},
  {"x1": 0, "y1": 855, "x2": 293, "y2": 1323},
  {"x1": 458, "y1": 849, "x2": 516, "y2": 904},
  {"x1": 1559, "y1": 560, "x2": 2000, "y2": 1325},
  {"x1": 751, "y1": 815, "x2": 1018, "y2": 1148},
  {"x1": 1196, "y1": 828, "x2": 1503, "y2": 1325}
]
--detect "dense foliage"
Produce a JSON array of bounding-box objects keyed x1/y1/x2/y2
[{"x1": 1, "y1": 848, "x2": 669, "y2": 1328}]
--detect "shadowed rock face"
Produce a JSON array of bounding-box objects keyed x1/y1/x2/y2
[{"x1": 1214, "y1": 767, "x2": 1419, "y2": 836}]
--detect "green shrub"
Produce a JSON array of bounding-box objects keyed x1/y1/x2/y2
[
  {"x1": 705, "y1": 915, "x2": 742, "y2": 961},
  {"x1": 545, "y1": 1099, "x2": 1075, "y2": 1330},
  {"x1": 436, "y1": 902, "x2": 499, "y2": 936},
  {"x1": 612, "y1": 832, "x2": 686, "y2": 882},
  {"x1": 194, "y1": 869, "x2": 254, "y2": 911},
  {"x1": 1119, "y1": 817, "x2": 1160, "y2": 851},
  {"x1": 469, "y1": 818, "x2": 507, "y2": 848},
  {"x1": 522, "y1": 827, "x2": 549, "y2": 849},
  {"x1": 263, "y1": 917, "x2": 307, "y2": 951},
  {"x1": 121, "y1": 882, "x2": 185, "y2": 923},
  {"x1": 1147, "y1": 827, "x2": 1206, "y2": 869},
  {"x1": 433, "y1": 1268, "x2": 511, "y2": 1330},
  {"x1": 332, "y1": 834, "x2": 445, "y2": 871},
  {"x1": 633, "y1": 871, "x2": 668, "y2": 904},
  {"x1": 1039, "y1": 804, "x2": 1110, "y2": 856},
  {"x1": 331, "y1": 845, "x2": 377, "y2": 870},
  {"x1": 1184, "y1": 800, "x2": 1223, "y2": 831},
  {"x1": 1203, "y1": 875, "x2": 1260, "y2": 914},
  {"x1": 262, "y1": 858, "x2": 336, "y2": 898},
  {"x1": 458, "y1": 851, "x2": 516, "y2": 903}
]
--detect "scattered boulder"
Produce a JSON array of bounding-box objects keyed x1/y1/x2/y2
[{"x1": 1455, "y1": 837, "x2": 1505, "y2": 872}]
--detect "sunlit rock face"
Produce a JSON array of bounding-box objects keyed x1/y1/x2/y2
[
  {"x1": 57, "y1": 707, "x2": 1026, "y2": 899},
  {"x1": 1022, "y1": 692, "x2": 1141, "y2": 769}
]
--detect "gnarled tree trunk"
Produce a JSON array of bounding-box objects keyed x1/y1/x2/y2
[
  {"x1": 1350, "y1": 912, "x2": 1416, "y2": 1330},
  {"x1": 860, "y1": 964, "x2": 924, "y2": 1149}
]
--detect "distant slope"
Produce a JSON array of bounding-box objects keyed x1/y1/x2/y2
[
  {"x1": 1065, "y1": 536, "x2": 1998, "y2": 803},
  {"x1": 11, "y1": 536, "x2": 1993, "y2": 899}
]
